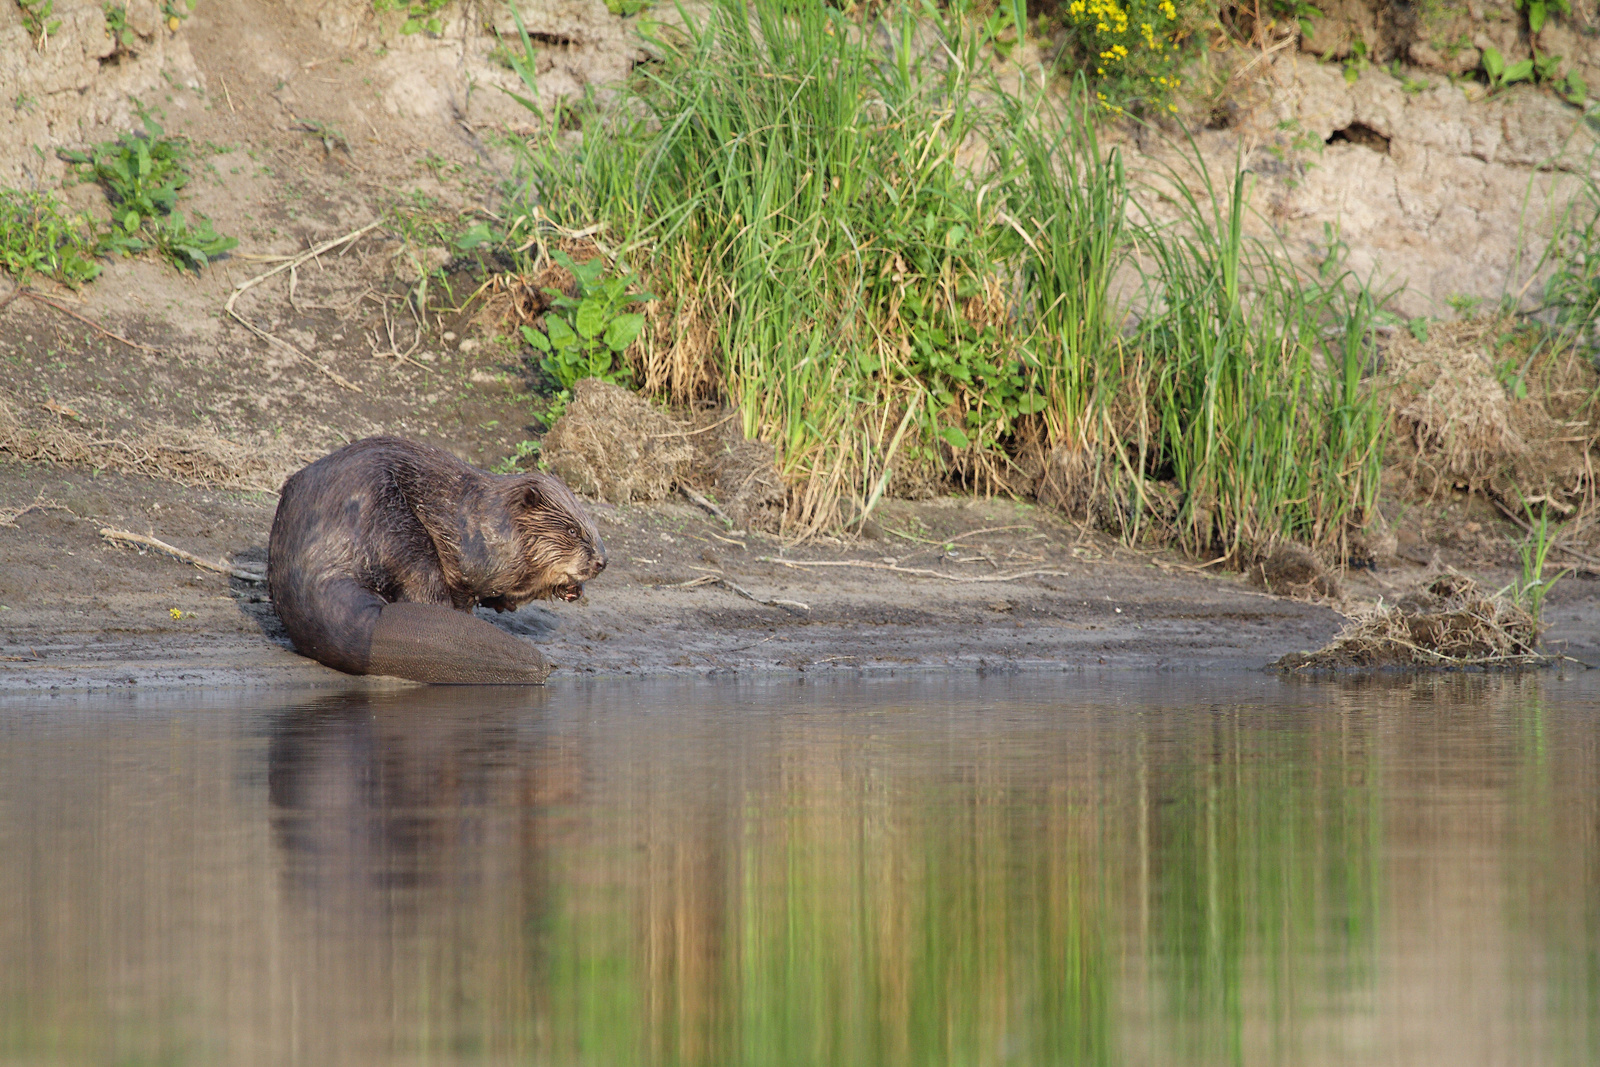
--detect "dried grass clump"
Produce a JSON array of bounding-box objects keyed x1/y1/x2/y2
[
  {"x1": 541, "y1": 378, "x2": 698, "y2": 504},
  {"x1": 690, "y1": 418, "x2": 786, "y2": 533},
  {"x1": 0, "y1": 393, "x2": 297, "y2": 492},
  {"x1": 1277, "y1": 572, "x2": 1541, "y2": 670},
  {"x1": 1386, "y1": 316, "x2": 1597, "y2": 507},
  {"x1": 1253, "y1": 543, "x2": 1342, "y2": 600}
]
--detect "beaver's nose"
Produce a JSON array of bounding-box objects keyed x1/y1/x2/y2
[{"x1": 594, "y1": 555, "x2": 607, "y2": 573}]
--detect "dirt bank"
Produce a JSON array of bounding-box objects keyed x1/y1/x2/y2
[{"x1": 2, "y1": 461, "x2": 1597, "y2": 691}]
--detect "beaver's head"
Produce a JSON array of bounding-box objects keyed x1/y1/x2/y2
[{"x1": 478, "y1": 471, "x2": 607, "y2": 611}]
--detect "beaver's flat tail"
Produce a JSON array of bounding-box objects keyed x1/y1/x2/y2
[{"x1": 368, "y1": 602, "x2": 552, "y2": 684}]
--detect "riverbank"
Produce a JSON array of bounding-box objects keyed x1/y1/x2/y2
[{"x1": 3, "y1": 462, "x2": 1596, "y2": 691}]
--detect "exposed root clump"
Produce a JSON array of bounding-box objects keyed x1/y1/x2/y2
[
  {"x1": 0, "y1": 393, "x2": 298, "y2": 492},
  {"x1": 541, "y1": 380, "x2": 786, "y2": 531},
  {"x1": 1253, "y1": 543, "x2": 1342, "y2": 600},
  {"x1": 541, "y1": 379, "x2": 697, "y2": 504},
  {"x1": 1386, "y1": 316, "x2": 1598, "y2": 509},
  {"x1": 1277, "y1": 572, "x2": 1542, "y2": 670},
  {"x1": 687, "y1": 417, "x2": 786, "y2": 533}
]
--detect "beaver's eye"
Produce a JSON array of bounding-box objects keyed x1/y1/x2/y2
[{"x1": 567, "y1": 524, "x2": 579, "y2": 539}]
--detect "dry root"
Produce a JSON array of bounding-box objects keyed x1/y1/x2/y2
[{"x1": 1277, "y1": 571, "x2": 1542, "y2": 670}]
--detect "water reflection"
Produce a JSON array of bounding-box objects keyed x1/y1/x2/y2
[{"x1": 0, "y1": 675, "x2": 1597, "y2": 1065}]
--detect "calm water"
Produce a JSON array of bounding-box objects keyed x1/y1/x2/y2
[{"x1": 1, "y1": 674, "x2": 1597, "y2": 1066}]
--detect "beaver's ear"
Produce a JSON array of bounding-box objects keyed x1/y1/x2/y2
[{"x1": 522, "y1": 480, "x2": 545, "y2": 510}]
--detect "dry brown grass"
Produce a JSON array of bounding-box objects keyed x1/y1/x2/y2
[
  {"x1": 541, "y1": 379, "x2": 697, "y2": 504},
  {"x1": 1277, "y1": 572, "x2": 1542, "y2": 670},
  {"x1": 540, "y1": 379, "x2": 786, "y2": 531},
  {"x1": 0, "y1": 392, "x2": 300, "y2": 493},
  {"x1": 1386, "y1": 316, "x2": 1599, "y2": 512}
]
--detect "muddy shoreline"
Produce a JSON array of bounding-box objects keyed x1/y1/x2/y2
[{"x1": 4, "y1": 463, "x2": 1597, "y2": 692}]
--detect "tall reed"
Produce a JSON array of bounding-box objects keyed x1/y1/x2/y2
[{"x1": 1126, "y1": 154, "x2": 1388, "y2": 560}]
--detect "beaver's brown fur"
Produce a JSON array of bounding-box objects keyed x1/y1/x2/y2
[{"x1": 267, "y1": 436, "x2": 606, "y2": 684}]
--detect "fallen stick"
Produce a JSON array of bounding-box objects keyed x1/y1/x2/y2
[
  {"x1": 655, "y1": 573, "x2": 808, "y2": 612},
  {"x1": 225, "y1": 219, "x2": 385, "y2": 393},
  {"x1": 680, "y1": 484, "x2": 733, "y2": 525},
  {"x1": 10, "y1": 288, "x2": 161, "y2": 354},
  {"x1": 758, "y1": 556, "x2": 1075, "y2": 584},
  {"x1": 0, "y1": 493, "x2": 71, "y2": 528},
  {"x1": 99, "y1": 528, "x2": 267, "y2": 583}
]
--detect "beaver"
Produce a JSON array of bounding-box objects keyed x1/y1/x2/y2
[{"x1": 267, "y1": 436, "x2": 606, "y2": 684}]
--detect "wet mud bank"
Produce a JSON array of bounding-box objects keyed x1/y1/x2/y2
[{"x1": 4, "y1": 465, "x2": 1598, "y2": 692}]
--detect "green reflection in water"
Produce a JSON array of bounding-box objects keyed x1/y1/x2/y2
[{"x1": 1, "y1": 676, "x2": 1597, "y2": 1066}]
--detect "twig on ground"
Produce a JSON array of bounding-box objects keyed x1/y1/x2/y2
[
  {"x1": 99, "y1": 528, "x2": 267, "y2": 582},
  {"x1": 724, "y1": 634, "x2": 779, "y2": 653},
  {"x1": 225, "y1": 220, "x2": 383, "y2": 392},
  {"x1": 0, "y1": 493, "x2": 72, "y2": 528},
  {"x1": 758, "y1": 556, "x2": 1075, "y2": 584},
  {"x1": 680, "y1": 484, "x2": 732, "y2": 525},
  {"x1": 10, "y1": 288, "x2": 161, "y2": 354},
  {"x1": 653, "y1": 572, "x2": 808, "y2": 612}
]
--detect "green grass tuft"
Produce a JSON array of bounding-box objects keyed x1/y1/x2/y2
[{"x1": 0, "y1": 189, "x2": 103, "y2": 287}]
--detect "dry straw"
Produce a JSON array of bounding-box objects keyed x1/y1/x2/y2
[
  {"x1": 1278, "y1": 572, "x2": 1542, "y2": 670},
  {"x1": 0, "y1": 393, "x2": 298, "y2": 493}
]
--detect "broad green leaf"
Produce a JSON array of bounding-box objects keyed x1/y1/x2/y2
[
  {"x1": 575, "y1": 299, "x2": 606, "y2": 339},
  {"x1": 455, "y1": 222, "x2": 495, "y2": 250},
  {"x1": 521, "y1": 324, "x2": 552, "y2": 352},
  {"x1": 546, "y1": 316, "x2": 577, "y2": 348},
  {"x1": 939, "y1": 425, "x2": 970, "y2": 449},
  {"x1": 1484, "y1": 47, "x2": 1505, "y2": 81},
  {"x1": 604, "y1": 312, "x2": 645, "y2": 352}
]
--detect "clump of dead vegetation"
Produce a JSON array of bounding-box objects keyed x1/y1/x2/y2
[
  {"x1": 1386, "y1": 315, "x2": 1599, "y2": 512},
  {"x1": 0, "y1": 392, "x2": 300, "y2": 493},
  {"x1": 1277, "y1": 572, "x2": 1543, "y2": 670},
  {"x1": 540, "y1": 378, "x2": 786, "y2": 531},
  {"x1": 540, "y1": 378, "x2": 697, "y2": 504}
]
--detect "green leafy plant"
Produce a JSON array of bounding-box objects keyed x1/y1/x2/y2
[
  {"x1": 1482, "y1": 43, "x2": 1578, "y2": 97},
  {"x1": 1511, "y1": 500, "x2": 1568, "y2": 626},
  {"x1": 1494, "y1": 356, "x2": 1530, "y2": 399},
  {"x1": 1060, "y1": 0, "x2": 1203, "y2": 114},
  {"x1": 58, "y1": 110, "x2": 235, "y2": 272},
  {"x1": 1344, "y1": 37, "x2": 1371, "y2": 84},
  {"x1": 520, "y1": 250, "x2": 650, "y2": 393},
  {"x1": 1513, "y1": 0, "x2": 1571, "y2": 35},
  {"x1": 103, "y1": 3, "x2": 136, "y2": 50},
  {"x1": 17, "y1": 0, "x2": 61, "y2": 38},
  {"x1": 1269, "y1": 0, "x2": 1323, "y2": 35},
  {"x1": 0, "y1": 189, "x2": 103, "y2": 286},
  {"x1": 496, "y1": 2, "x2": 543, "y2": 114},
  {"x1": 604, "y1": 0, "x2": 650, "y2": 15},
  {"x1": 159, "y1": 0, "x2": 193, "y2": 31},
  {"x1": 491, "y1": 439, "x2": 543, "y2": 473},
  {"x1": 373, "y1": 0, "x2": 451, "y2": 36}
]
